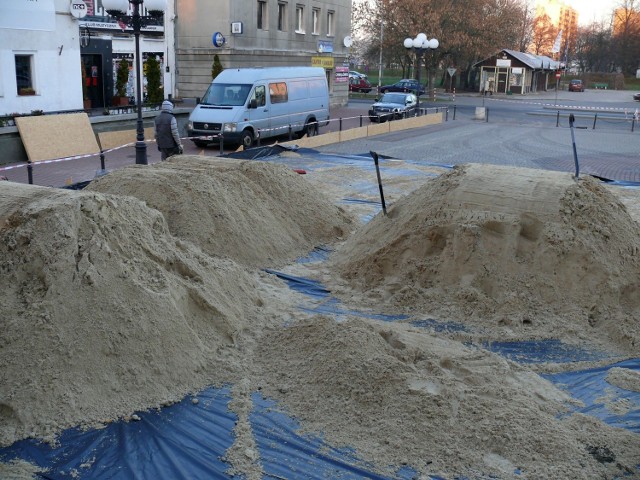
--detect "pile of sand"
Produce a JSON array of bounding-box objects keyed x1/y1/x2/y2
[
  {"x1": 328, "y1": 164, "x2": 640, "y2": 353},
  {"x1": 254, "y1": 316, "x2": 640, "y2": 479},
  {"x1": 1, "y1": 159, "x2": 639, "y2": 479},
  {"x1": 85, "y1": 156, "x2": 355, "y2": 268},
  {"x1": 0, "y1": 181, "x2": 295, "y2": 447}
]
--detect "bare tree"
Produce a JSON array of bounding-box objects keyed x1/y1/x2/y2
[
  {"x1": 531, "y1": 13, "x2": 556, "y2": 55},
  {"x1": 611, "y1": 0, "x2": 640, "y2": 74}
]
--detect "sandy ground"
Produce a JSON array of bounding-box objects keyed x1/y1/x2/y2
[{"x1": 0, "y1": 154, "x2": 639, "y2": 479}]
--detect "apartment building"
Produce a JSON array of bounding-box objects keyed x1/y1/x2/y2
[
  {"x1": 174, "y1": 0, "x2": 352, "y2": 106},
  {"x1": 535, "y1": 0, "x2": 578, "y2": 58}
]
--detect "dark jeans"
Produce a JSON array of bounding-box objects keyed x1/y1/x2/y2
[{"x1": 159, "y1": 146, "x2": 180, "y2": 161}]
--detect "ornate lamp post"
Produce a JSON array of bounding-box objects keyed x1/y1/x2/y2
[
  {"x1": 403, "y1": 33, "x2": 438, "y2": 115},
  {"x1": 102, "y1": 0, "x2": 167, "y2": 165}
]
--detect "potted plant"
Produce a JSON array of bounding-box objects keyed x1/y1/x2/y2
[
  {"x1": 112, "y1": 58, "x2": 130, "y2": 106},
  {"x1": 144, "y1": 55, "x2": 163, "y2": 104},
  {"x1": 18, "y1": 87, "x2": 36, "y2": 96},
  {"x1": 81, "y1": 65, "x2": 91, "y2": 109}
]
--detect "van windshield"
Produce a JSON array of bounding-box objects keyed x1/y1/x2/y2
[{"x1": 201, "y1": 83, "x2": 252, "y2": 106}]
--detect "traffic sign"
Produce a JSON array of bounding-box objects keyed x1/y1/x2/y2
[{"x1": 447, "y1": 68, "x2": 456, "y2": 77}]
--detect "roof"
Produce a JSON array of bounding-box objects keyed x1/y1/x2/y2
[{"x1": 474, "y1": 49, "x2": 561, "y2": 70}]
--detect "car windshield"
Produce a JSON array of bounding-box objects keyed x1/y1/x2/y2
[
  {"x1": 201, "y1": 83, "x2": 252, "y2": 106},
  {"x1": 380, "y1": 93, "x2": 407, "y2": 104}
]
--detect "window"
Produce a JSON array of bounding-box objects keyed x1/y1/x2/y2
[
  {"x1": 295, "y1": 5, "x2": 304, "y2": 33},
  {"x1": 257, "y1": 0, "x2": 267, "y2": 30},
  {"x1": 327, "y1": 11, "x2": 334, "y2": 36},
  {"x1": 277, "y1": 2, "x2": 287, "y2": 31},
  {"x1": 251, "y1": 85, "x2": 266, "y2": 107},
  {"x1": 269, "y1": 82, "x2": 288, "y2": 103},
  {"x1": 15, "y1": 54, "x2": 34, "y2": 95},
  {"x1": 312, "y1": 8, "x2": 319, "y2": 34}
]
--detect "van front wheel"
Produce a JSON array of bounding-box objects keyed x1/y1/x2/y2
[{"x1": 240, "y1": 129, "x2": 254, "y2": 149}]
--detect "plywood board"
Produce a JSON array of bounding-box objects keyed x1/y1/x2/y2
[
  {"x1": 98, "y1": 127, "x2": 155, "y2": 151},
  {"x1": 15, "y1": 113, "x2": 100, "y2": 163}
]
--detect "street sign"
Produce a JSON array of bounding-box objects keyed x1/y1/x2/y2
[{"x1": 447, "y1": 68, "x2": 456, "y2": 77}]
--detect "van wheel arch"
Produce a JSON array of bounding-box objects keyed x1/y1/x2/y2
[
  {"x1": 301, "y1": 117, "x2": 318, "y2": 138},
  {"x1": 240, "y1": 129, "x2": 254, "y2": 148}
]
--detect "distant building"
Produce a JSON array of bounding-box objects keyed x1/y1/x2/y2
[
  {"x1": 535, "y1": 0, "x2": 578, "y2": 59},
  {"x1": 474, "y1": 49, "x2": 561, "y2": 95}
]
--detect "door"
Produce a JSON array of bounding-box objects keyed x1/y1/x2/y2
[
  {"x1": 82, "y1": 54, "x2": 104, "y2": 108},
  {"x1": 246, "y1": 84, "x2": 271, "y2": 138},
  {"x1": 497, "y1": 71, "x2": 508, "y2": 94}
]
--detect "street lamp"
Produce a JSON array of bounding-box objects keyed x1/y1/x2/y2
[
  {"x1": 403, "y1": 33, "x2": 438, "y2": 115},
  {"x1": 102, "y1": 0, "x2": 167, "y2": 165}
]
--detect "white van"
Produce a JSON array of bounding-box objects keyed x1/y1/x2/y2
[{"x1": 186, "y1": 67, "x2": 330, "y2": 149}]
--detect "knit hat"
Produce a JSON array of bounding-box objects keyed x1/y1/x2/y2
[{"x1": 161, "y1": 100, "x2": 173, "y2": 112}]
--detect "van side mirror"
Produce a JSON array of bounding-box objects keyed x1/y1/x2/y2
[{"x1": 249, "y1": 99, "x2": 257, "y2": 109}]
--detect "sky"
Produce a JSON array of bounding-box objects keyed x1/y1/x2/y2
[{"x1": 568, "y1": 0, "x2": 618, "y2": 25}]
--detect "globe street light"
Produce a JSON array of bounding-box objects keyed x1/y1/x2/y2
[
  {"x1": 403, "y1": 34, "x2": 438, "y2": 115},
  {"x1": 102, "y1": 0, "x2": 167, "y2": 165}
]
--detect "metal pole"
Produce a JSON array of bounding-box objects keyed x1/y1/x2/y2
[
  {"x1": 370, "y1": 151, "x2": 387, "y2": 216},
  {"x1": 415, "y1": 49, "x2": 422, "y2": 116},
  {"x1": 378, "y1": 20, "x2": 383, "y2": 90},
  {"x1": 569, "y1": 113, "x2": 579, "y2": 179},
  {"x1": 133, "y1": 1, "x2": 147, "y2": 165}
]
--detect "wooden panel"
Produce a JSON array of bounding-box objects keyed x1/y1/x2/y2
[
  {"x1": 15, "y1": 113, "x2": 100, "y2": 163},
  {"x1": 97, "y1": 127, "x2": 155, "y2": 151}
]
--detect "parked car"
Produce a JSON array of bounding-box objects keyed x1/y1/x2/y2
[
  {"x1": 368, "y1": 92, "x2": 418, "y2": 122},
  {"x1": 349, "y1": 70, "x2": 367, "y2": 80},
  {"x1": 349, "y1": 76, "x2": 372, "y2": 93},
  {"x1": 378, "y1": 79, "x2": 425, "y2": 95},
  {"x1": 633, "y1": 92, "x2": 640, "y2": 101},
  {"x1": 568, "y1": 79, "x2": 584, "y2": 92}
]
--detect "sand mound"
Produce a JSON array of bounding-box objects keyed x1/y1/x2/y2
[
  {"x1": 85, "y1": 156, "x2": 355, "y2": 268},
  {"x1": 254, "y1": 316, "x2": 640, "y2": 479},
  {"x1": 0, "y1": 182, "x2": 290, "y2": 447},
  {"x1": 329, "y1": 164, "x2": 640, "y2": 352}
]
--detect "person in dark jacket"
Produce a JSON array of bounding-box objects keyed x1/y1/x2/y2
[{"x1": 154, "y1": 100, "x2": 183, "y2": 160}]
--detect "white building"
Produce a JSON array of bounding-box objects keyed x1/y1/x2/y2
[{"x1": 0, "y1": 0, "x2": 83, "y2": 116}]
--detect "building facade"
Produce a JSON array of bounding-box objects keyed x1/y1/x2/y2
[
  {"x1": 474, "y1": 49, "x2": 561, "y2": 95},
  {"x1": 0, "y1": 0, "x2": 83, "y2": 116},
  {"x1": 174, "y1": 0, "x2": 352, "y2": 107},
  {"x1": 0, "y1": 0, "x2": 351, "y2": 117}
]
